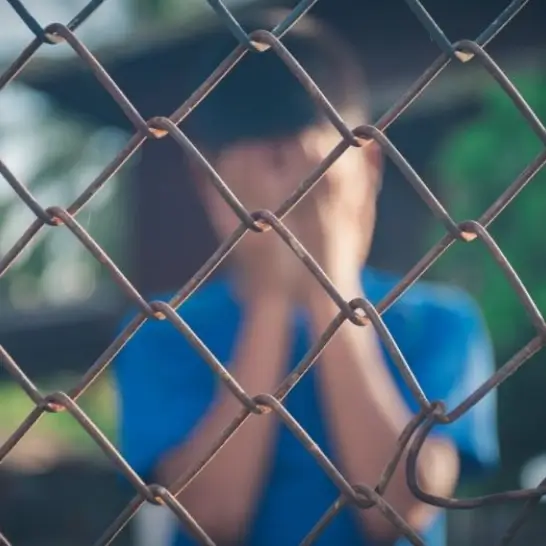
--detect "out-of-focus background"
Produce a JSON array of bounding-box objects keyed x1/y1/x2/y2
[{"x1": 0, "y1": 0, "x2": 545, "y2": 544}]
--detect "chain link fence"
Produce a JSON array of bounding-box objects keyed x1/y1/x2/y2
[{"x1": 1, "y1": 0, "x2": 545, "y2": 545}]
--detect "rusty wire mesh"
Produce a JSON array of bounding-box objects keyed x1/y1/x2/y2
[{"x1": 1, "y1": 0, "x2": 546, "y2": 545}]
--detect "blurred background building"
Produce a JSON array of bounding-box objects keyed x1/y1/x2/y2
[{"x1": 0, "y1": 0, "x2": 545, "y2": 544}]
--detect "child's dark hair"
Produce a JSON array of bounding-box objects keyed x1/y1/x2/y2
[{"x1": 182, "y1": 8, "x2": 369, "y2": 153}]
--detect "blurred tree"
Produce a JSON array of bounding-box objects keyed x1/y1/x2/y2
[
  {"x1": 0, "y1": 83, "x2": 131, "y2": 311},
  {"x1": 431, "y1": 69, "x2": 546, "y2": 355},
  {"x1": 430, "y1": 69, "x2": 546, "y2": 478},
  {"x1": 125, "y1": 0, "x2": 254, "y2": 28},
  {"x1": 129, "y1": 0, "x2": 200, "y2": 20},
  {"x1": 0, "y1": 0, "x2": 260, "y2": 315}
]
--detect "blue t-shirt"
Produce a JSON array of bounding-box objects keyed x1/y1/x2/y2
[{"x1": 113, "y1": 267, "x2": 499, "y2": 546}]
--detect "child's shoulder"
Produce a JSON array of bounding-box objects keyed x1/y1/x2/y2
[
  {"x1": 120, "y1": 276, "x2": 238, "y2": 335},
  {"x1": 364, "y1": 267, "x2": 483, "y2": 328}
]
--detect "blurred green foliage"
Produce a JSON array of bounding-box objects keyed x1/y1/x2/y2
[
  {"x1": 127, "y1": 0, "x2": 222, "y2": 28},
  {"x1": 431, "y1": 69, "x2": 546, "y2": 356},
  {"x1": 430, "y1": 69, "x2": 546, "y2": 480},
  {"x1": 0, "y1": 374, "x2": 116, "y2": 460},
  {"x1": 0, "y1": 84, "x2": 130, "y2": 312}
]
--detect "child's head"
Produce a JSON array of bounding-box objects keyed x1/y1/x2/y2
[{"x1": 184, "y1": 8, "x2": 382, "y2": 261}]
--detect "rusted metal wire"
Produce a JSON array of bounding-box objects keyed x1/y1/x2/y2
[{"x1": 1, "y1": 0, "x2": 545, "y2": 545}]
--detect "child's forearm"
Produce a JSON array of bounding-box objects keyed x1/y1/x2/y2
[
  {"x1": 306, "y1": 282, "x2": 459, "y2": 542},
  {"x1": 157, "y1": 292, "x2": 293, "y2": 544}
]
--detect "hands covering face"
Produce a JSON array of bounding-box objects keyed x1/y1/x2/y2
[{"x1": 210, "y1": 126, "x2": 380, "y2": 302}]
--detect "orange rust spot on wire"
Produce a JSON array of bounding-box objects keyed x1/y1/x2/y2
[
  {"x1": 149, "y1": 127, "x2": 168, "y2": 138},
  {"x1": 47, "y1": 401, "x2": 66, "y2": 413},
  {"x1": 460, "y1": 231, "x2": 477, "y2": 242},
  {"x1": 454, "y1": 50, "x2": 474, "y2": 63}
]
